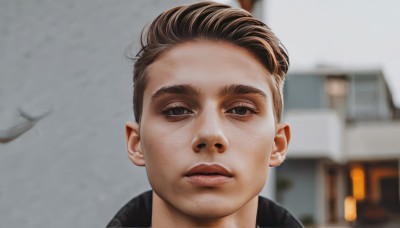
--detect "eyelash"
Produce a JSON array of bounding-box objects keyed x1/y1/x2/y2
[
  {"x1": 226, "y1": 103, "x2": 258, "y2": 116},
  {"x1": 161, "y1": 102, "x2": 194, "y2": 120},
  {"x1": 161, "y1": 102, "x2": 258, "y2": 119},
  {"x1": 161, "y1": 106, "x2": 193, "y2": 116}
]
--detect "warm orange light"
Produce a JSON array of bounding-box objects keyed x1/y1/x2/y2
[
  {"x1": 344, "y1": 196, "x2": 357, "y2": 222},
  {"x1": 350, "y1": 165, "x2": 365, "y2": 200}
]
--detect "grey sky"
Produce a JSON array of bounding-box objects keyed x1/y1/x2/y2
[{"x1": 265, "y1": 0, "x2": 400, "y2": 107}]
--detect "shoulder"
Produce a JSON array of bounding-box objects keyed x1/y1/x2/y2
[
  {"x1": 256, "y1": 195, "x2": 304, "y2": 228},
  {"x1": 107, "y1": 191, "x2": 152, "y2": 227}
]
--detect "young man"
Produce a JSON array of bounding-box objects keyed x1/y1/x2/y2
[{"x1": 108, "y1": 1, "x2": 303, "y2": 227}]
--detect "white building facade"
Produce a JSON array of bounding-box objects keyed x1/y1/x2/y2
[{"x1": 279, "y1": 69, "x2": 400, "y2": 226}]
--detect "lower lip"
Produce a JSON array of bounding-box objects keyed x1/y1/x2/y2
[{"x1": 185, "y1": 175, "x2": 232, "y2": 187}]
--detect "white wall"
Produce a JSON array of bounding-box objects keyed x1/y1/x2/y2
[
  {"x1": 345, "y1": 121, "x2": 400, "y2": 160},
  {"x1": 284, "y1": 110, "x2": 343, "y2": 161}
]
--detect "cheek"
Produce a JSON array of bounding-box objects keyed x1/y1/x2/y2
[
  {"x1": 228, "y1": 121, "x2": 275, "y2": 176},
  {"x1": 140, "y1": 122, "x2": 189, "y2": 179},
  {"x1": 229, "y1": 118, "x2": 275, "y2": 155},
  {"x1": 243, "y1": 134, "x2": 274, "y2": 191},
  {"x1": 242, "y1": 137, "x2": 273, "y2": 169}
]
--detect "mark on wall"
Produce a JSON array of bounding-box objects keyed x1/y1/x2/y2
[{"x1": 0, "y1": 106, "x2": 52, "y2": 143}]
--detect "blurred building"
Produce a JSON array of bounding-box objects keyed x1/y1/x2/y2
[{"x1": 279, "y1": 67, "x2": 400, "y2": 226}]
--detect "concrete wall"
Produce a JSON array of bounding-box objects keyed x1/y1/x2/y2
[{"x1": 0, "y1": 0, "x2": 196, "y2": 227}]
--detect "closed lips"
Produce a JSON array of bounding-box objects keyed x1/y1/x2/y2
[{"x1": 185, "y1": 164, "x2": 233, "y2": 177}]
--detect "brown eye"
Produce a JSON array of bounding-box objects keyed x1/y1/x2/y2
[
  {"x1": 226, "y1": 102, "x2": 258, "y2": 117},
  {"x1": 231, "y1": 106, "x2": 250, "y2": 115},
  {"x1": 162, "y1": 107, "x2": 193, "y2": 116}
]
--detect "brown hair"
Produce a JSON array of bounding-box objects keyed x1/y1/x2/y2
[{"x1": 132, "y1": 1, "x2": 289, "y2": 123}]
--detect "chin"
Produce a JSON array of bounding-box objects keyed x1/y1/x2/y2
[
  {"x1": 184, "y1": 202, "x2": 239, "y2": 219},
  {"x1": 177, "y1": 193, "x2": 249, "y2": 219}
]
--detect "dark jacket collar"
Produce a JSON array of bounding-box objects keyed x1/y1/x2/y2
[{"x1": 107, "y1": 191, "x2": 303, "y2": 227}]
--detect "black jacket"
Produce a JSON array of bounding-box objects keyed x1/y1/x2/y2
[{"x1": 107, "y1": 191, "x2": 303, "y2": 227}]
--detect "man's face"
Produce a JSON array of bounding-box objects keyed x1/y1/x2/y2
[{"x1": 127, "y1": 40, "x2": 289, "y2": 219}]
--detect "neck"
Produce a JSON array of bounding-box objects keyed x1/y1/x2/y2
[{"x1": 151, "y1": 191, "x2": 258, "y2": 228}]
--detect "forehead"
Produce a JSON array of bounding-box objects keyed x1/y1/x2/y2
[{"x1": 144, "y1": 40, "x2": 272, "y2": 98}]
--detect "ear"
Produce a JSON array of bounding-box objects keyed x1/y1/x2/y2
[
  {"x1": 126, "y1": 121, "x2": 145, "y2": 166},
  {"x1": 269, "y1": 122, "x2": 291, "y2": 167}
]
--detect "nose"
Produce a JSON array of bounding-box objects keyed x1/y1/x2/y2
[{"x1": 191, "y1": 109, "x2": 229, "y2": 153}]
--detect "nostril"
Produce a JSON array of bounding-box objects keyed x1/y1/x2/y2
[
  {"x1": 215, "y1": 143, "x2": 223, "y2": 149},
  {"x1": 197, "y1": 143, "x2": 206, "y2": 149}
]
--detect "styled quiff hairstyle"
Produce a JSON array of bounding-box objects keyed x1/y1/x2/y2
[{"x1": 132, "y1": 1, "x2": 289, "y2": 123}]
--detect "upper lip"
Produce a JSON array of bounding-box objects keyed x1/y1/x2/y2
[{"x1": 185, "y1": 164, "x2": 233, "y2": 177}]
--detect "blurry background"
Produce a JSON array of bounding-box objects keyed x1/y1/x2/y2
[{"x1": 1, "y1": 0, "x2": 399, "y2": 227}]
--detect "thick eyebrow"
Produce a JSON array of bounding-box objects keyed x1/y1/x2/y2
[
  {"x1": 151, "y1": 84, "x2": 200, "y2": 100},
  {"x1": 218, "y1": 84, "x2": 268, "y2": 100}
]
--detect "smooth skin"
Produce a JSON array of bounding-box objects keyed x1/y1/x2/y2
[{"x1": 126, "y1": 40, "x2": 291, "y2": 228}]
